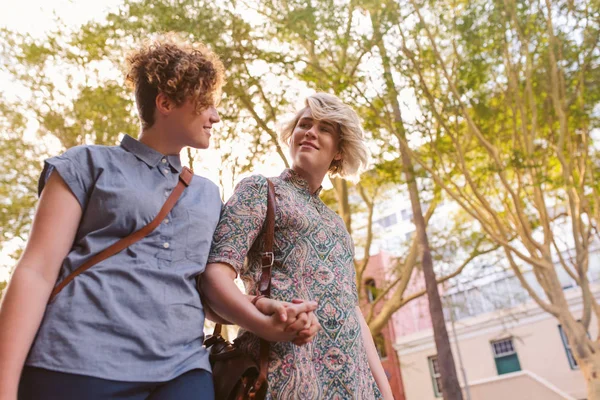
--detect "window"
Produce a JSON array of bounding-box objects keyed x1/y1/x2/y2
[
  {"x1": 405, "y1": 231, "x2": 415, "y2": 241},
  {"x1": 428, "y1": 356, "x2": 442, "y2": 397},
  {"x1": 558, "y1": 325, "x2": 579, "y2": 369},
  {"x1": 491, "y1": 338, "x2": 521, "y2": 375},
  {"x1": 374, "y1": 333, "x2": 388, "y2": 360},
  {"x1": 365, "y1": 279, "x2": 377, "y2": 303},
  {"x1": 377, "y1": 214, "x2": 398, "y2": 228},
  {"x1": 401, "y1": 209, "x2": 413, "y2": 221}
]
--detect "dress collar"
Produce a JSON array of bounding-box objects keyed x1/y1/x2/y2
[{"x1": 279, "y1": 168, "x2": 323, "y2": 196}]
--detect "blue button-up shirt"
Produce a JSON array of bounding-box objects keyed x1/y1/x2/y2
[{"x1": 26, "y1": 134, "x2": 221, "y2": 381}]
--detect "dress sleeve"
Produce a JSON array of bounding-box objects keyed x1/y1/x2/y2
[
  {"x1": 37, "y1": 145, "x2": 95, "y2": 210},
  {"x1": 207, "y1": 174, "x2": 268, "y2": 276}
]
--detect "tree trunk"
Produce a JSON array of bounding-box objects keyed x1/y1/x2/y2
[
  {"x1": 399, "y1": 142, "x2": 464, "y2": 400},
  {"x1": 332, "y1": 177, "x2": 352, "y2": 234},
  {"x1": 370, "y1": 8, "x2": 464, "y2": 399},
  {"x1": 580, "y1": 356, "x2": 600, "y2": 400},
  {"x1": 561, "y1": 315, "x2": 600, "y2": 400}
]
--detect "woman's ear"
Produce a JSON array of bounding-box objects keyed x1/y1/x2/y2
[
  {"x1": 333, "y1": 152, "x2": 343, "y2": 161},
  {"x1": 155, "y1": 93, "x2": 173, "y2": 115}
]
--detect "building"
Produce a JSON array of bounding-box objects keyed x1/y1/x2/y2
[
  {"x1": 359, "y1": 252, "x2": 407, "y2": 399},
  {"x1": 395, "y1": 279, "x2": 598, "y2": 400},
  {"x1": 354, "y1": 186, "x2": 597, "y2": 400}
]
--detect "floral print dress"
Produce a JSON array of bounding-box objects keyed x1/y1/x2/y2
[{"x1": 208, "y1": 169, "x2": 382, "y2": 400}]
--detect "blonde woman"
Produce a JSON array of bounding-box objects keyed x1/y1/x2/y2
[{"x1": 201, "y1": 93, "x2": 394, "y2": 399}]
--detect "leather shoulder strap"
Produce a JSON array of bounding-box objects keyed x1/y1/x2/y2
[
  {"x1": 258, "y1": 179, "x2": 276, "y2": 297},
  {"x1": 48, "y1": 166, "x2": 194, "y2": 303},
  {"x1": 251, "y1": 178, "x2": 276, "y2": 397}
]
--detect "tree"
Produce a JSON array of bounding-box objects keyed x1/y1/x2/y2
[
  {"x1": 355, "y1": 2, "x2": 463, "y2": 397},
  {"x1": 0, "y1": 95, "x2": 39, "y2": 261},
  {"x1": 394, "y1": 0, "x2": 600, "y2": 396},
  {"x1": 0, "y1": 3, "x2": 493, "y2": 377}
]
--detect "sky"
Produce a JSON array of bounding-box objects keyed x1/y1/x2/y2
[{"x1": 0, "y1": 0, "x2": 123, "y2": 37}]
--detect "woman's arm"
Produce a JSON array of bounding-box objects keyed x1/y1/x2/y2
[
  {"x1": 201, "y1": 262, "x2": 318, "y2": 343},
  {"x1": 202, "y1": 292, "x2": 272, "y2": 325},
  {"x1": 356, "y1": 306, "x2": 395, "y2": 400},
  {"x1": 0, "y1": 172, "x2": 82, "y2": 400}
]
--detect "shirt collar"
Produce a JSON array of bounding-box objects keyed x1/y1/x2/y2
[
  {"x1": 280, "y1": 168, "x2": 323, "y2": 196},
  {"x1": 120, "y1": 134, "x2": 183, "y2": 173}
]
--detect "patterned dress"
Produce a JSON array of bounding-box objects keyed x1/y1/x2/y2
[{"x1": 208, "y1": 169, "x2": 382, "y2": 399}]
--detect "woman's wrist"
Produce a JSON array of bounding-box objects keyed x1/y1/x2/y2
[{"x1": 251, "y1": 294, "x2": 266, "y2": 306}]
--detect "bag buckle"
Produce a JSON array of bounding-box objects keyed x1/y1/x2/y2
[{"x1": 261, "y1": 252, "x2": 274, "y2": 267}]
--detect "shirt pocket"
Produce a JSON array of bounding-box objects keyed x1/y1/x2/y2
[{"x1": 186, "y1": 209, "x2": 215, "y2": 264}]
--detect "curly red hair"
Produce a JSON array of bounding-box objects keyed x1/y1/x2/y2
[{"x1": 126, "y1": 33, "x2": 225, "y2": 129}]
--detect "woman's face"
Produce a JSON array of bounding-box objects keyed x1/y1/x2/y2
[
  {"x1": 289, "y1": 108, "x2": 342, "y2": 174},
  {"x1": 167, "y1": 99, "x2": 220, "y2": 150}
]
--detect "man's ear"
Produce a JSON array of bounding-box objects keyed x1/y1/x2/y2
[{"x1": 155, "y1": 93, "x2": 173, "y2": 116}]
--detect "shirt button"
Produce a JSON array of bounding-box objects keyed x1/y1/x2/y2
[
  {"x1": 164, "y1": 190, "x2": 170, "y2": 197},
  {"x1": 161, "y1": 158, "x2": 167, "y2": 164},
  {"x1": 164, "y1": 218, "x2": 170, "y2": 224},
  {"x1": 163, "y1": 242, "x2": 170, "y2": 249},
  {"x1": 164, "y1": 169, "x2": 170, "y2": 174}
]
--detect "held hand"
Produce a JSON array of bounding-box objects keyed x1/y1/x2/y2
[
  {"x1": 289, "y1": 299, "x2": 321, "y2": 346},
  {"x1": 254, "y1": 297, "x2": 292, "y2": 323},
  {"x1": 255, "y1": 298, "x2": 317, "y2": 324},
  {"x1": 255, "y1": 298, "x2": 321, "y2": 345}
]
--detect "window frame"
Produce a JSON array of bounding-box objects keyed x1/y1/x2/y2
[
  {"x1": 365, "y1": 279, "x2": 377, "y2": 303},
  {"x1": 490, "y1": 337, "x2": 521, "y2": 375},
  {"x1": 558, "y1": 324, "x2": 579, "y2": 370},
  {"x1": 427, "y1": 355, "x2": 443, "y2": 398},
  {"x1": 374, "y1": 333, "x2": 388, "y2": 360}
]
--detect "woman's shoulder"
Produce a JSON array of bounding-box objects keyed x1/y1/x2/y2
[
  {"x1": 189, "y1": 174, "x2": 222, "y2": 201},
  {"x1": 56, "y1": 143, "x2": 124, "y2": 164},
  {"x1": 233, "y1": 174, "x2": 270, "y2": 193}
]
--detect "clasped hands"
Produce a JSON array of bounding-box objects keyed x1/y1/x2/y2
[{"x1": 253, "y1": 297, "x2": 321, "y2": 346}]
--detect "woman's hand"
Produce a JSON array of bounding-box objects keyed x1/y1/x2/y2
[
  {"x1": 254, "y1": 298, "x2": 321, "y2": 345},
  {"x1": 289, "y1": 299, "x2": 321, "y2": 346}
]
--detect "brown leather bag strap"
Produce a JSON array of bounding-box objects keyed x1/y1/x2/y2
[
  {"x1": 258, "y1": 179, "x2": 276, "y2": 296},
  {"x1": 250, "y1": 178, "x2": 276, "y2": 397},
  {"x1": 48, "y1": 166, "x2": 194, "y2": 303}
]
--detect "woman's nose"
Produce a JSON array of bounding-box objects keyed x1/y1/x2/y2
[
  {"x1": 210, "y1": 106, "x2": 220, "y2": 123},
  {"x1": 304, "y1": 126, "x2": 317, "y2": 138}
]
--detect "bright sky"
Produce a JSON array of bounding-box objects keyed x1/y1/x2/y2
[{"x1": 0, "y1": 0, "x2": 124, "y2": 36}]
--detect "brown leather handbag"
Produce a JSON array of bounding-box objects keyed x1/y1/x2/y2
[
  {"x1": 47, "y1": 167, "x2": 194, "y2": 302},
  {"x1": 204, "y1": 179, "x2": 276, "y2": 400}
]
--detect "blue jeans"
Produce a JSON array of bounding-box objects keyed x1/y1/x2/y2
[{"x1": 19, "y1": 366, "x2": 214, "y2": 400}]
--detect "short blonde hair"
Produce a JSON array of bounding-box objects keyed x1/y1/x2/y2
[{"x1": 279, "y1": 93, "x2": 369, "y2": 179}]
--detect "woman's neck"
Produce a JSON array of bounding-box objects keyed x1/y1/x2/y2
[
  {"x1": 292, "y1": 166, "x2": 326, "y2": 194},
  {"x1": 138, "y1": 126, "x2": 183, "y2": 156}
]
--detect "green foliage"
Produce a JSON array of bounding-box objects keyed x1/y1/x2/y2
[
  {"x1": 0, "y1": 97, "x2": 39, "y2": 254},
  {"x1": 401, "y1": 0, "x2": 600, "y2": 233},
  {"x1": 6, "y1": 0, "x2": 593, "y2": 336}
]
